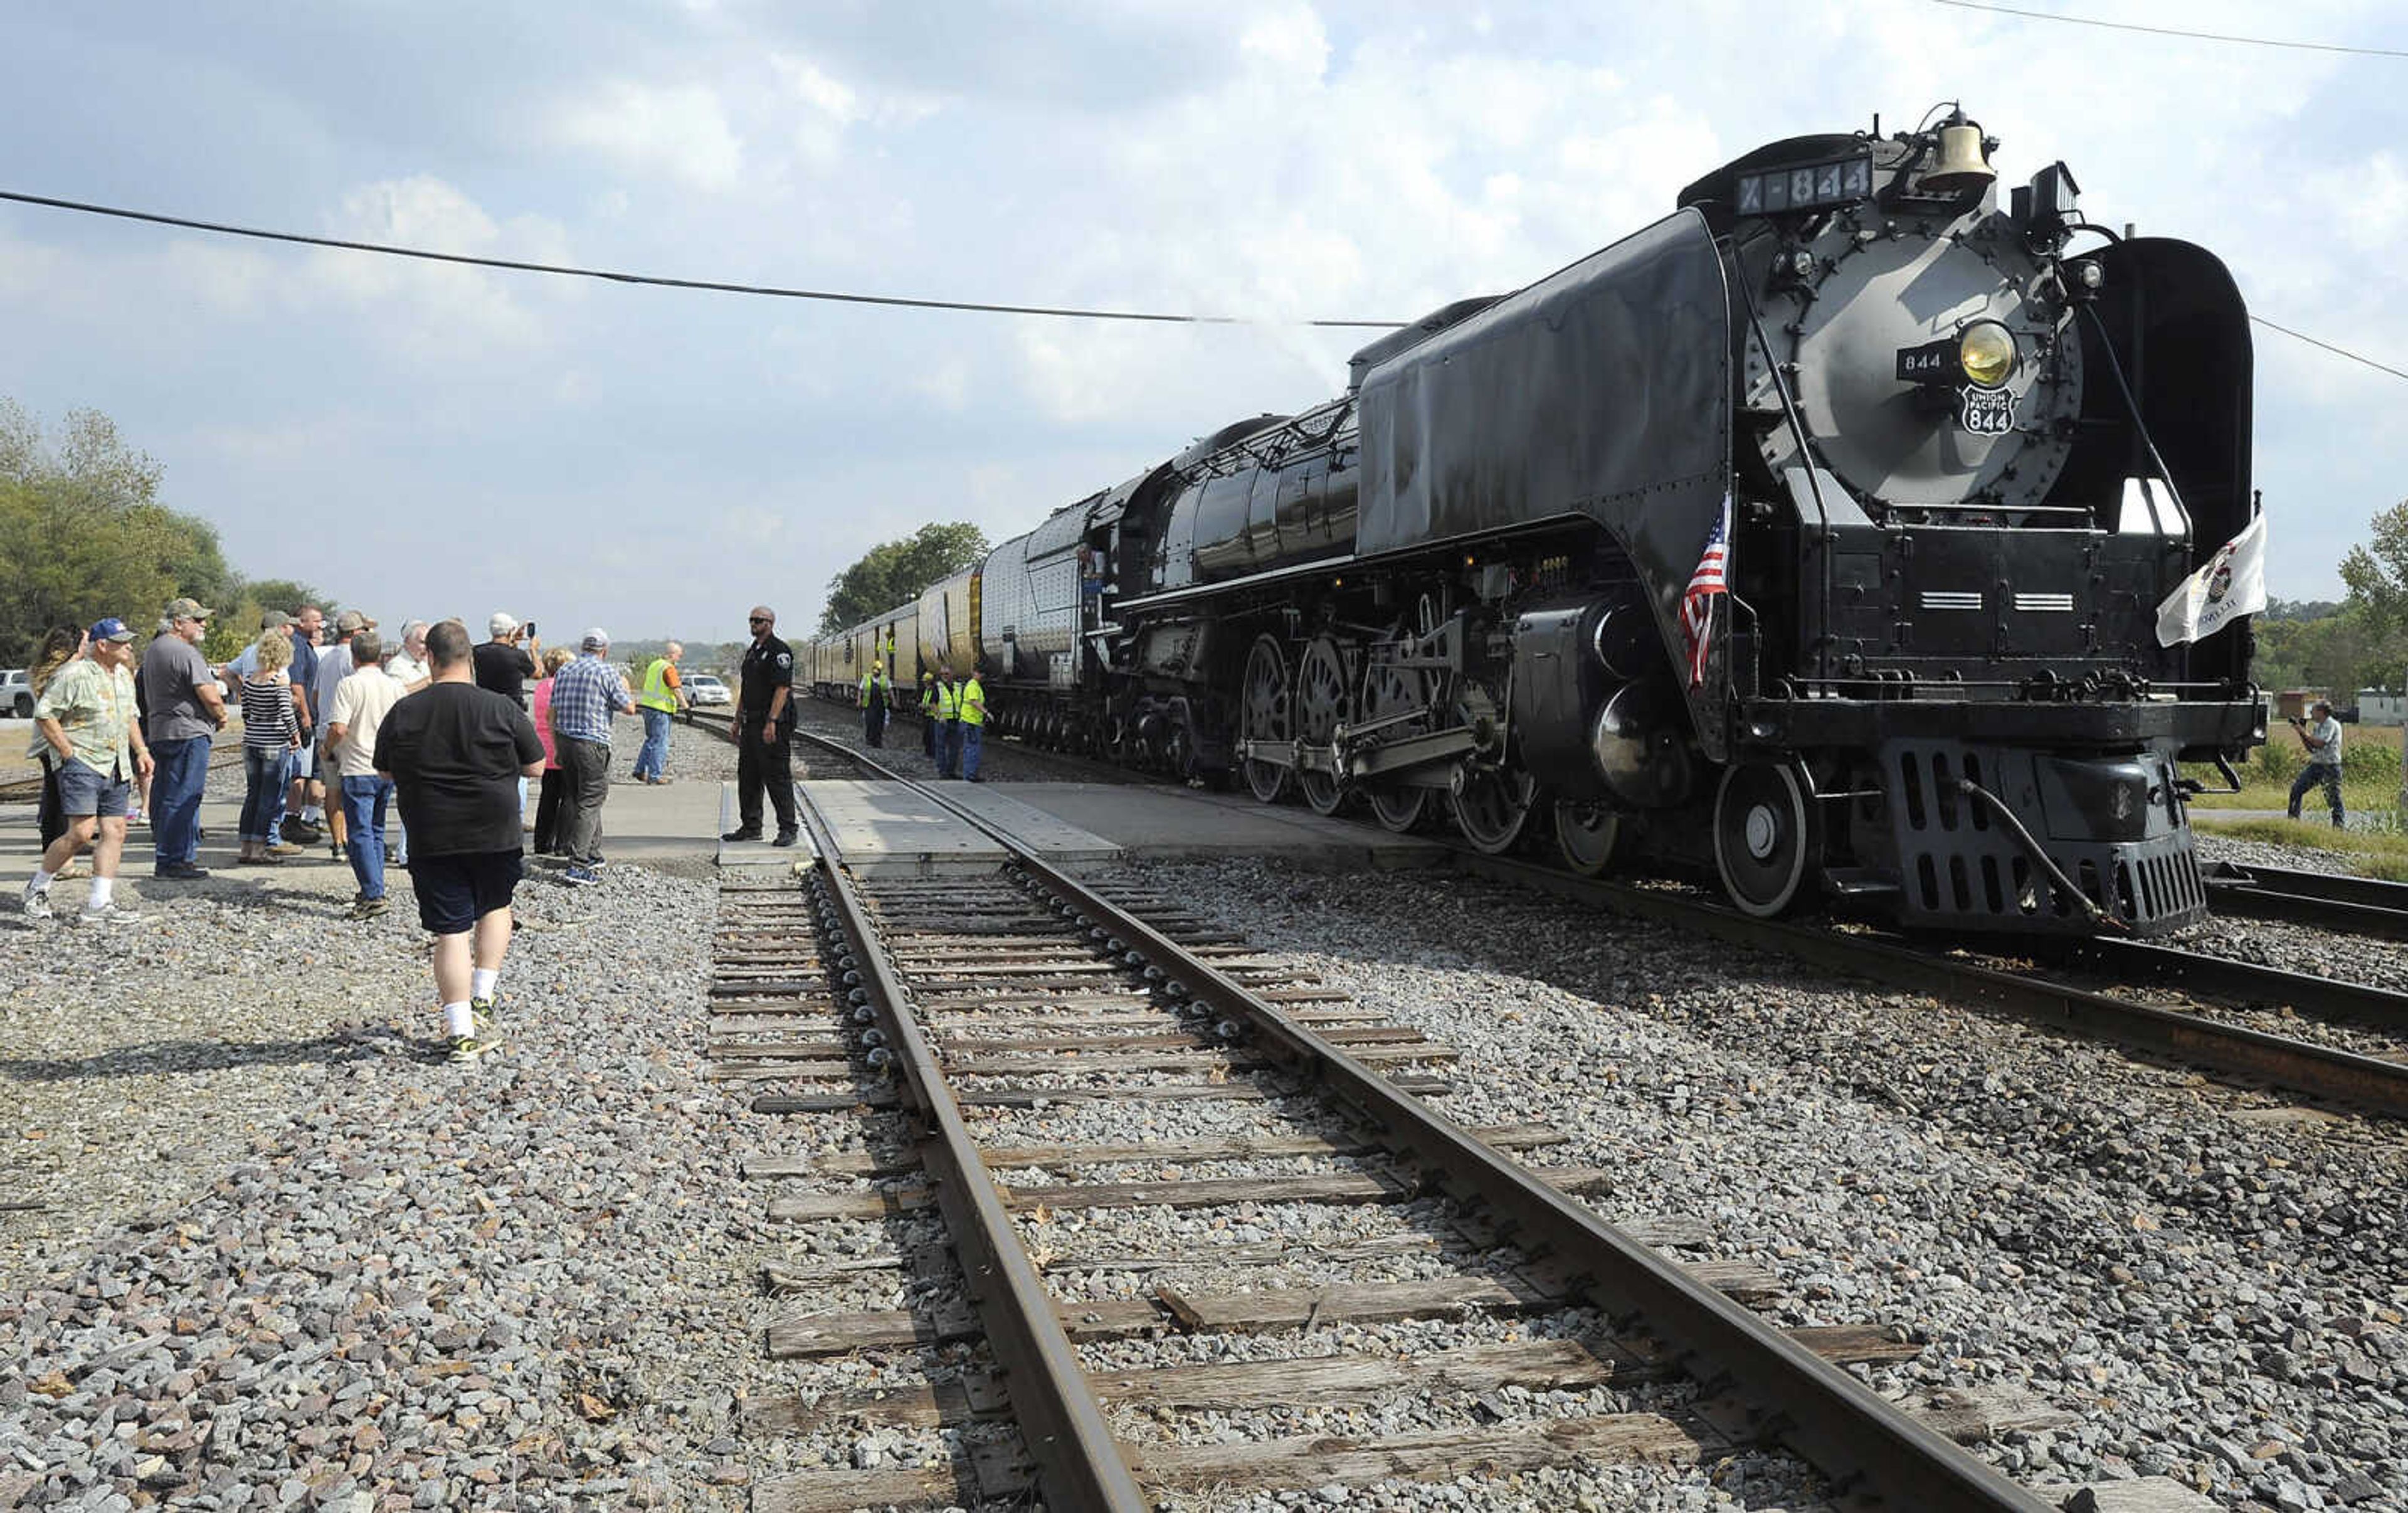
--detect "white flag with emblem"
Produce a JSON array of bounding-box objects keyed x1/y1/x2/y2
[{"x1": 2155, "y1": 516, "x2": 2267, "y2": 647}]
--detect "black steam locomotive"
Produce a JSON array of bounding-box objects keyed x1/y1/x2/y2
[{"x1": 809, "y1": 108, "x2": 2262, "y2": 935}]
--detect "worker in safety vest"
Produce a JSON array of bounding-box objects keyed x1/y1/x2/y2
[
  {"x1": 958, "y1": 662, "x2": 988, "y2": 783},
  {"x1": 858, "y1": 660, "x2": 887, "y2": 748},
  {"x1": 632, "y1": 642, "x2": 685, "y2": 785},
  {"x1": 919, "y1": 671, "x2": 937, "y2": 759},
  {"x1": 931, "y1": 664, "x2": 959, "y2": 778}
]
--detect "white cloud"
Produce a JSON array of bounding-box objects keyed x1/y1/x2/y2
[
  {"x1": 554, "y1": 79, "x2": 744, "y2": 191},
  {"x1": 301, "y1": 176, "x2": 572, "y2": 359}
]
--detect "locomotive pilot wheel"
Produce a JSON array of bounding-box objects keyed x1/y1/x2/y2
[
  {"x1": 1553, "y1": 800, "x2": 1627, "y2": 878},
  {"x1": 1713, "y1": 761, "x2": 1820, "y2": 917}
]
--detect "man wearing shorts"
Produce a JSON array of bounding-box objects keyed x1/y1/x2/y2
[
  {"x1": 374, "y1": 619, "x2": 544, "y2": 1063},
  {"x1": 21, "y1": 618, "x2": 153, "y2": 925}
]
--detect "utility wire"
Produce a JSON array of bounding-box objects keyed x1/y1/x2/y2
[
  {"x1": 1928, "y1": 0, "x2": 2408, "y2": 58},
  {"x1": 0, "y1": 188, "x2": 1400, "y2": 329},
  {"x1": 4, "y1": 183, "x2": 2404, "y2": 385},
  {"x1": 2252, "y1": 316, "x2": 2408, "y2": 383}
]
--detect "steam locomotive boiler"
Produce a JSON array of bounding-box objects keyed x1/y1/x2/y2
[{"x1": 810, "y1": 108, "x2": 2263, "y2": 935}]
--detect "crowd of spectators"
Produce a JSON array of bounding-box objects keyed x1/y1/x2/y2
[{"x1": 16, "y1": 601, "x2": 697, "y2": 1061}]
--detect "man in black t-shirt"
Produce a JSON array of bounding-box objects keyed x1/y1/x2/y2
[
  {"x1": 722, "y1": 603, "x2": 798, "y2": 847},
  {"x1": 376, "y1": 619, "x2": 545, "y2": 1065},
  {"x1": 472, "y1": 612, "x2": 539, "y2": 707}
]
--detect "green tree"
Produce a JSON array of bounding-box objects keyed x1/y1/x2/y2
[
  {"x1": 0, "y1": 401, "x2": 232, "y2": 665},
  {"x1": 2340, "y1": 499, "x2": 2408, "y2": 633},
  {"x1": 2335, "y1": 499, "x2": 2408, "y2": 693},
  {"x1": 0, "y1": 398, "x2": 334, "y2": 666},
  {"x1": 817, "y1": 521, "x2": 990, "y2": 632}
]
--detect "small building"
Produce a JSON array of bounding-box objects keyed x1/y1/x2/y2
[
  {"x1": 2273, "y1": 688, "x2": 2328, "y2": 721},
  {"x1": 2357, "y1": 689, "x2": 2408, "y2": 728}
]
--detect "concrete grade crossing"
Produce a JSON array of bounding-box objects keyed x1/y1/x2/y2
[{"x1": 734, "y1": 777, "x2": 1448, "y2": 878}]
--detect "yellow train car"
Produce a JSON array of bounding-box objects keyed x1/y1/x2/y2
[{"x1": 916, "y1": 567, "x2": 980, "y2": 681}]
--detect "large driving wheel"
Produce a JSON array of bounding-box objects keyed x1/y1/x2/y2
[
  {"x1": 1713, "y1": 761, "x2": 1820, "y2": 917},
  {"x1": 1294, "y1": 634, "x2": 1353, "y2": 817},
  {"x1": 1358, "y1": 654, "x2": 1432, "y2": 833},
  {"x1": 1450, "y1": 767, "x2": 1538, "y2": 854},
  {"x1": 1240, "y1": 634, "x2": 1292, "y2": 804},
  {"x1": 1554, "y1": 800, "x2": 1628, "y2": 877}
]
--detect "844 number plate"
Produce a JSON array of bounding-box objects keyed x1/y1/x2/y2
[{"x1": 1958, "y1": 386, "x2": 2014, "y2": 435}]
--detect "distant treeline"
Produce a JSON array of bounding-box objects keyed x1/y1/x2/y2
[{"x1": 0, "y1": 398, "x2": 350, "y2": 666}]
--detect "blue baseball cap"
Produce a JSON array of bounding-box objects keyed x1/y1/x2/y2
[{"x1": 88, "y1": 617, "x2": 135, "y2": 644}]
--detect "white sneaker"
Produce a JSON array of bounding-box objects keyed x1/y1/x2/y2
[
  {"x1": 21, "y1": 889, "x2": 52, "y2": 921},
  {"x1": 76, "y1": 903, "x2": 145, "y2": 927}
]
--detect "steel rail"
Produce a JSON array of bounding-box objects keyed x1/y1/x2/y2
[
  {"x1": 841, "y1": 760, "x2": 2052, "y2": 1511},
  {"x1": 1445, "y1": 851, "x2": 2408, "y2": 1120},
  {"x1": 791, "y1": 794, "x2": 1149, "y2": 1511},
  {"x1": 2046, "y1": 937, "x2": 2408, "y2": 1032},
  {"x1": 2207, "y1": 860, "x2": 2408, "y2": 911},
  {"x1": 2200, "y1": 859, "x2": 2408, "y2": 939}
]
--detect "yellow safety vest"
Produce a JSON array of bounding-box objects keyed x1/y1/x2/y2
[
  {"x1": 933, "y1": 680, "x2": 958, "y2": 720},
  {"x1": 860, "y1": 671, "x2": 886, "y2": 704},
  {"x1": 959, "y1": 676, "x2": 986, "y2": 727},
  {"x1": 638, "y1": 658, "x2": 678, "y2": 713}
]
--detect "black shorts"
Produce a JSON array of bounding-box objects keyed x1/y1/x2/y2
[{"x1": 409, "y1": 849, "x2": 524, "y2": 935}]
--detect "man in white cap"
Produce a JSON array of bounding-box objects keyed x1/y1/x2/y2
[
  {"x1": 472, "y1": 612, "x2": 539, "y2": 708},
  {"x1": 547, "y1": 628, "x2": 634, "y2": 886},
  {"x1": 473, "y1": 612, "x2": 540, "y2": 824}
]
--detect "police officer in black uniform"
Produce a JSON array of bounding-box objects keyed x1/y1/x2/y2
[{"x1": 722, "y1": 603, "x2": 800, "y2": 846}]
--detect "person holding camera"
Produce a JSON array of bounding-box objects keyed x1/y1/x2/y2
[
  {"x1": 2286, "y1": 698, "x2": 2345, "y2": 829},
  {"x1": 474, "y1": 613, "x2": 542, "y2": 824}
]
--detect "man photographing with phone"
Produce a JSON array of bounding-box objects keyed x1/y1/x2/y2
[{"x1": 2285, "y1": 698, "x2": 2345, "y2": 829}]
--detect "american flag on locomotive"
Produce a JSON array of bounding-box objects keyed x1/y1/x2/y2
[{"x1": 1681, "y1": 496, "x2": 1731, "y2": 689}]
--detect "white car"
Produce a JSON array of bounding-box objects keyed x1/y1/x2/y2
[
  {"x1": 685, "y1": 673, "x2": 732, "y2": 707},
  {"x1": 2, "y1": 669, "x2": 31, "y2": 718}
]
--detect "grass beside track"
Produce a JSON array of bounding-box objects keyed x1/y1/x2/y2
[{"x1": 2194, "y1": 811, "x2": 2408, "y2": 881}]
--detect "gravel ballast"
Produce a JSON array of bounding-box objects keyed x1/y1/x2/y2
[
  {"x1": 1060, "y1": 856, "x2": 2408, "y2": 1510},
  {"x1": 0, "y1": 735, "x2": 795, "y2": 1507}
]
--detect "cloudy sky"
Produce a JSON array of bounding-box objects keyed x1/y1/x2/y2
[{"x1": 2, "y1": 1, "x2": 2401, "y2": 645}]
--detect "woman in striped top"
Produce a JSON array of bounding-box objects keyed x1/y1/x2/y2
[{"x1": 237, "y1": 630, "x2": 303, "y2": 865}]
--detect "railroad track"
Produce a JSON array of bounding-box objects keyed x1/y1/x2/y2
[
  {"x1": 708, "y1": 753, "x2": 2065, "y2": 1510},
  {"x1": 0, "y1": 738, "x2": 245, "y2": 804},
  {"x1": 1445, "y1": 852, "x2": 2408, "y2": 1121},
  {"x1": 707, "y1": 703, "x2": 2408, "y2": 1119},
  {"x1": 2199, "y1": 857, "x2": 2408, "y2": 940}
]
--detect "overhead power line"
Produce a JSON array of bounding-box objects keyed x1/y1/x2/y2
[
  {"x1": 1927, "y1": 0, "x2": 2408, "y2": 58},
  {"x1": 2251, "y1": 316, "x2": 2408, "y2": 383},
  {"x1": 3, "y1": 184, "x2": 2404, "y2": 386},
  {"x1": 0, "y1": 188, "x2": 1400, "y2": 329}
]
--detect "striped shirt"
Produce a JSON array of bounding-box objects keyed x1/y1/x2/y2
[{"x1": 241, "y1": 670, "x2": 300, "y2": 750}]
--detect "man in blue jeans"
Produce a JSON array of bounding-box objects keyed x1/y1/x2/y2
[
  {"x1": 2284, "y1": 698, "x2": 2346, "y2": 829},
  {"x1": 327, "y1": 630, "x2": 406, "y2": 919},
  {"x1": 631, "y1": 642, "x2": 684, "y2": 783},
  {"x1": 137, "y1": 598, "x2": 229, "y2": 879}
]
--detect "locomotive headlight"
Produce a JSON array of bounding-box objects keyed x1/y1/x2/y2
[{"x1": 1957, "y1": 320, "x2": 2017, "y2": 390}]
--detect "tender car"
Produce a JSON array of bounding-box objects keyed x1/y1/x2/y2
[
  {"x1": 2, "y1": 668, "x2": 31, "y2": 718},
  {"x1": 685, "y1": 672, "x2": 732, "y2": 707}
]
